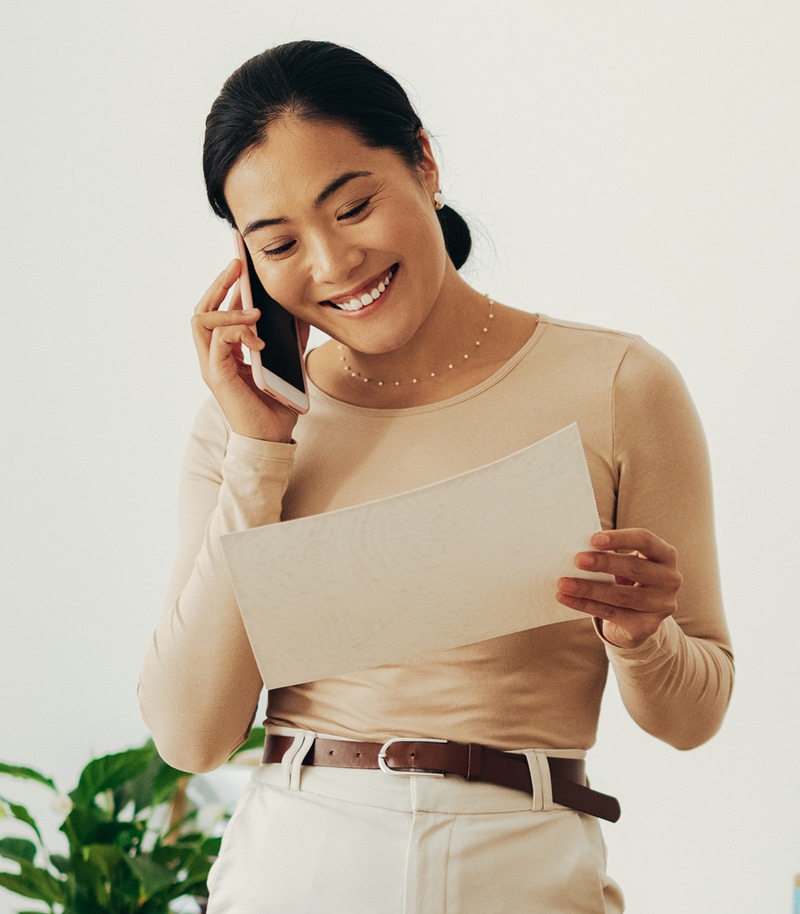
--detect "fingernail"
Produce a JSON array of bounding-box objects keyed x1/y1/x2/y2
[
  {"x1": 559, "y1": 578, "x2": 578, "y2": 593},
  {"x1": 575, "y1": 553, "x2": 594, "y2": 570},
  {"x1": 592, "y1": 533, "x2": 610, "y2": 548}
]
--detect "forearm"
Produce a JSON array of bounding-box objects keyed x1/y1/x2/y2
[
  {"x1": 139, "y1": 424, "x2": 295, "y2": 772},
  {"x1": 603, "y1": 617, "x2": 734, "y2": 749}
]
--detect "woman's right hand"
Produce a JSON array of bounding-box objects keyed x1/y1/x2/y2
[{"x1": 191, "y1": 259, "x2": 306, "y2": 443}]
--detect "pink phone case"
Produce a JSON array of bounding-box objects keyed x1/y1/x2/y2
[{"x1": 233, "y1": 230, "x2": 309, "y2": 413}]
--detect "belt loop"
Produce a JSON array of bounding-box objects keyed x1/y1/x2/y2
[
  {"x1": 524, "y1": 750, "x2": 553, "y2": 812},
  {"x1": 281, "y1": 731, "x2": 315, "y2": 790},
  {"x1": 466, "y1": 743, "x2": 482, "y2": 781}
]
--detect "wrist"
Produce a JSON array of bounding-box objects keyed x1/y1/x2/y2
[
  {"x1": 223, "y1": 398, "x2": 299, "y2": 443},
  {"x1": 593, "y1": 617, "x2": 650, "y2": 650}
]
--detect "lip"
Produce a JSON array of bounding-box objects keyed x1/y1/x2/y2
[{"x1": 322, "y1": 264, "x2": 398, "y2": 316}]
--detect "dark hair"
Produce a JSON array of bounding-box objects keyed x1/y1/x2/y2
[{"x1": 203, "y1": 40, "x2": 471, "y2": 269}]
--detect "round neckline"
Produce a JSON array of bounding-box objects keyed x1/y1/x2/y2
[{"x1": 306, "y1": 314, "x2": 548, "y2": 416}]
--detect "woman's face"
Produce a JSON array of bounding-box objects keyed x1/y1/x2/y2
[{"x1": 223, "y1": 117, "x2": 448, "y2": 356}]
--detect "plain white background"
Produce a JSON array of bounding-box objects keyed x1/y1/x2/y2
[{"x1": 1, "y1": 1, "x2": 798, "y2": 911}]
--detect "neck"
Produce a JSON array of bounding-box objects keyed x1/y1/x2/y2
[
  {"x1": 339, "y1": 296, "x2": 494, "y2": 388},
  {"x1": 338, "y1": 276, "x2": 493, "y2": 387},
  {"x1": 308, "y1": 300, "x2": 539, "y2": 410}
]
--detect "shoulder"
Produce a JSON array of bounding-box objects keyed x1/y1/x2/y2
[
  {"x1": 529, "y1": 316, "x2": 698, "y2": 436},
  {"x1": 536, "y1": 313, "x2": 638, "y2": 366},
  {"x1": 537, "y1": 314, "x2": 682, "y2": 385},
  {"x1": 537, "y1": 313, "x2": 637, "y2": 343}
]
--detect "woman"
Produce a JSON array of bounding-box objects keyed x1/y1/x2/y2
[{"x1": 138, "y1": 40, "x2": 733, "y2": 913}]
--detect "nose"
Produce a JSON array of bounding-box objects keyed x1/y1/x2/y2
[{"x1": 307, "y1": 230, "x2": 365, "y2": 286}]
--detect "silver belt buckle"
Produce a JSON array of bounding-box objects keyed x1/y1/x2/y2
[{"x1": 377, "y1": 737, "x2": 447, "y2": 777}]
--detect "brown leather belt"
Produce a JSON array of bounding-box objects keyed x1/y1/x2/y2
[{"x1": 263, "y1": 735, "x2": 621, "y2": 823}]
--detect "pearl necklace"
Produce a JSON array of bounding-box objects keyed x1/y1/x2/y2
[{"x1": 337, "y1": 297, "x2": 495, "y2": 387}]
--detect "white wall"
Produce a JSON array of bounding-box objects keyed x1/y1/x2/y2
[{"x1": 1, "y1": 1, "x2": 798, "y2": 911}]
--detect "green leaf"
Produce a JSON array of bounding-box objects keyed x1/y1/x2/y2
[
  {"x1": 61, "y1": 805, "x2": 145, "y2": 853},
  {"x1": 69, "y1": 746, "x2": 155, "y2": 808},
  {"x1": 150, "y1": 761, "x2": 187, "y2": 807},
  {"x1": 73, "y1": 845, "x2": 142, "y2": 910},
  {"x1": 80, "y1": 843, "x2": 126, "y2": 877},
  {"x1": 0, "y1": 796, "x2": 44, "y2": 844},
  {"x1": 60, "y1": 805, "x2": 106, "y2": 849},
  {"x1": 124, "y1": 854, "x2": 176, "y2": 896},
  {"x1": 71, "y1": 894, "x2": 108, "y2": 913},
  {"x1": 67, "y1": 851, "x2": 116, "y2": 913},
  {"x1": 0, "y1": 836, "x2": 37, "y2": 864},
  {"x1": 49, "y1": 853, "x2": 70, "y2": 874},
  {"x1": 165, "y1": 872, "x2": 211, "y2": 901},
  {"x1": 114, "y1": 749, "x2": 186, "y2": 815},
  {"x1": 0, "y1": 861, "x2": 65, "y2": 904},
  {"x1": 202, "y1": 835, "x2": 222, "y2": 856},
  {"x1": 0, "y1": 763, "x2": 57, "y2": 792},
  {"x1": 178, "y1": 853, "x2": 216, "y2": 884}
]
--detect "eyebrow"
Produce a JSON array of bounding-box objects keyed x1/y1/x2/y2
[{"x1": 241, "y1": 170, "x2": 373, "y2": 237}]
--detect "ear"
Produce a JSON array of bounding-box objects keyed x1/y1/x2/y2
[{"x1": 416, "y1": 129, "x2": 441, "y2": 196}]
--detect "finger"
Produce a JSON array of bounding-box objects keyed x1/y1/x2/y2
[
  {"x1": 556, "y1": 589, "x2": 639, "y2": 622},
  {"x1": 557, "y1": 576, "x2": 678, "y2": 615},
  {"x1": 209, "y1": 322, "x2": 264, "y2": 358},
  {"x1": 589, "y1": 528, "x2": 676, "y2": 564},
  {"x1": 191, "y1": 309, "x2": 260, "y2": 349},
  {"x1": 228, "y1": 281, "x2": 244, "y2": 312},
  {"x1": 194, "y1": 259, "x2": 242, "y2": 316},
  {"x1": 192, "y1": 308, "x2": 260, "y2": 333},
  {"x1": 555, "y1": 591, "x2": 664, "y2": 646},
  {"x1": 574, "y1": 549, "x2": 678, "y2": 588},
  {"x1": 191, "y1": 312, "x2": 262, "y2": 381}
]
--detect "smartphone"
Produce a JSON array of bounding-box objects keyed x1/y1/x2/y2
[{"x1": 233, "y1": 228, "x2": 309, "y2": 414}]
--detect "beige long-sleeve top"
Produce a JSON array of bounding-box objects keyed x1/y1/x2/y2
[{"x1": 139, "y1": 315, "x2": 733, "y2": 773}]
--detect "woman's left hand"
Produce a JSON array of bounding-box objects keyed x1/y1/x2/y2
[{"x1": 556, "y1": 528, "x2": 683, "y2": 649}]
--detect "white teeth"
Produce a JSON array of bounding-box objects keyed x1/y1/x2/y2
[{"x1": 333, "y1": 268, "x2": 395, "y2": 311}]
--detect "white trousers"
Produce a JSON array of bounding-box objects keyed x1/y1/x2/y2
[{"x1": 207, "y1": 728, "x2": 624, "y2": 914}]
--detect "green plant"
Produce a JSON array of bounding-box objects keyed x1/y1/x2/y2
[{"x1": 0, "y1": 730, "x2": 264, "y2": 914}]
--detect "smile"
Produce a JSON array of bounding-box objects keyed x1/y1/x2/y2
[{"x1": 327, "y1": 266, "x2": 396, "y2": 312}]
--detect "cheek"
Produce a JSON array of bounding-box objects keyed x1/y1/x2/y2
[
  {"x1": 375, "y1": 205, "x2": 443, "y2": 262},
  {"x1": 254, "y1": 263, "x2": 305, "y2": 310},
  {"x1": 402, "y1": 208, "x2": 448, "y2": 277}
]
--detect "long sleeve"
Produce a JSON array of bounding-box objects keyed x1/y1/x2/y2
[
  {"x1": 138, "y1": 397, "x2": 295, "y2": 772},
  {"x1": 603, "y1": 339, "x2": 734, "y2": 749}
]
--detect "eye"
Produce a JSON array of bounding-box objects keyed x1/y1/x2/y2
[
  {"x1": 338, "y1": 198, "x2": 371, "y2": 221},
  {"x1": 260, "y1": 240, "x2": 296, "y2": 259}
]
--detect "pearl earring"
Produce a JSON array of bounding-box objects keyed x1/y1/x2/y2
[{"x1": 433, "y1": 191, "x2": 445, "y2": 210}]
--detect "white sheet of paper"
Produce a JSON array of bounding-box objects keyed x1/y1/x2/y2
[{"x1": 221, "y1": 423, "x2": 603, "y2": 689}]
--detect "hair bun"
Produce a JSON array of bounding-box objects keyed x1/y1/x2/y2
[{"x1": 436, "y1": 204, "x2": 472, "y2": 271}]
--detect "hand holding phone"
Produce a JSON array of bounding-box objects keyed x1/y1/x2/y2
[{"x1": 233, "y1": 229, "x2": 309, "y2": 414}]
